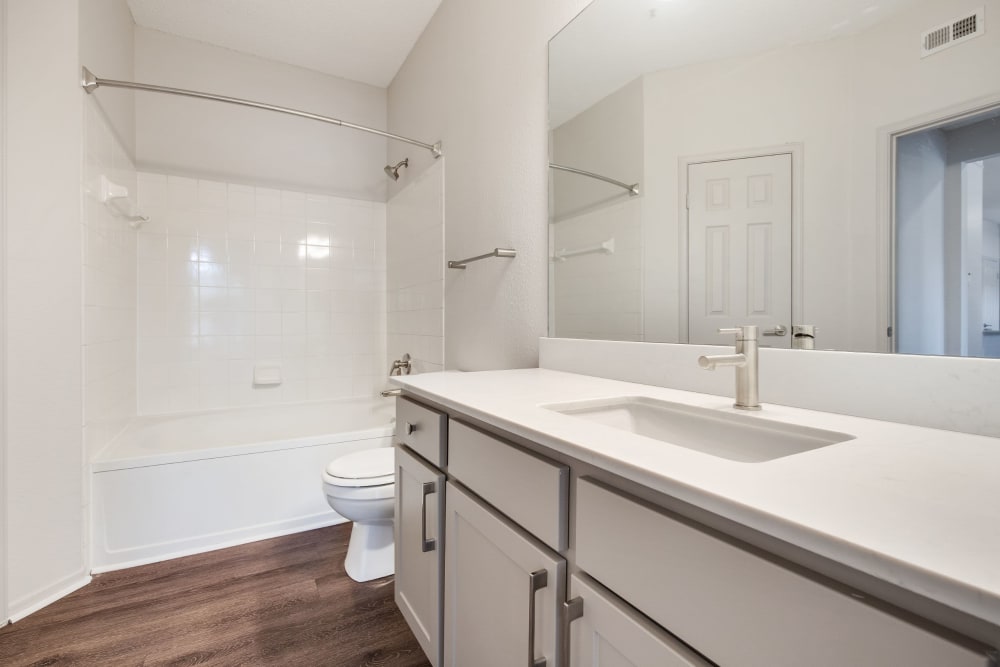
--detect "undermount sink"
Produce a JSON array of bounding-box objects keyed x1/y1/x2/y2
[{"x1": 543, "y1": 396, "x2": 855, "y2": 463}]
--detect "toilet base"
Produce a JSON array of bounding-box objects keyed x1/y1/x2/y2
[{"x1": 344, "y1": 519, "x2": 394, "y2": 582}]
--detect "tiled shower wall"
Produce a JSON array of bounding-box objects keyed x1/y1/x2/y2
[
  {"x1": 135, "y1": 173, "x2": 387, "y2": 414},
  {"x1": 83, "y1": 99, "x2": 138, "y2": 460},
  {"x1": 387, "y1": 160, "x2": 444, "y2": 373}
]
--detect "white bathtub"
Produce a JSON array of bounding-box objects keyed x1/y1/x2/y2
[{"x1": 91, "y1": 398, "x2": 395, "y2": 573}]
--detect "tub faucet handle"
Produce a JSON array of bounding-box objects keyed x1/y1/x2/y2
[{"x1": 389, "y1": 353, "x2": 412, "y2": 376}]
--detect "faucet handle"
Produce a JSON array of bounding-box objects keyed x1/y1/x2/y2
[{"x1": 717, "y1": 325, "x2": 758, "y2": 341}]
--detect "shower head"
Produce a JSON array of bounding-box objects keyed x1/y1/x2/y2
[{"x1": 384, "y1": 158, "x2": 409, "y2": 181}]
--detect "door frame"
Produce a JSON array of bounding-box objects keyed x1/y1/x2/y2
[
  {"x1": 677, "y1": 143, "x2": 803, "y2": 343},
  {"x1": 877, "y1": 93, "x2": 1000, "y2": 354},
  {"x1": 0, "y1": 0, "x2": 8, "y2": 626}
]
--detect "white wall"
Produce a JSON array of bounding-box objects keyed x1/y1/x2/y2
[
  {"x1": 79, "y1": 0, "x2": 135, "y2": 158},
  {"x1": 0, "y1": 0, "x2": 7, "y2": 625},
  {"x1": 551, "y1": 198, "x2": 643, "y2": 340},
  {"x1": 135, "y1": 173, "x2": 386, "y2": 414},
  {"x1": 551, "y1": 77, "x2": 643, "y2": 220},
  {"x1": 387, "y1": 159, "x2": 445, "y2": 375},
  {"x1": 387, "y1": 0, "x2": 591, "y2": 371},
  {"x1": 642, "y1": 40, "x2": 853, "y2": 348},
  {"x1": 134, "y1": 27, "x2": 389, "y2": 201},
  {"x1": 4, "y1": 0, "x2": 89, "y2": 622}
]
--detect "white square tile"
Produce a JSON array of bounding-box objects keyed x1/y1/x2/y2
[
  {"x1": 281, "y1": 190, "x2": 306, "y2": 219},
  {"x1": 199, "y1": 262, "x2": 228, "y2": 287},
  {"x1": 198, "y1": 180, "x2": 228, "y2": 212},
  {"x1": 256, "y1": 188, "x2": 282, "y2": 217},
  {"x1": 255, "y1": 335, "x2": 282, "y2": 359},
  {"x1": 167, "y1": 176, "x2": 199, "y2": 210},
  {"x1": 228, "y1": 184, "x2": 255, "y2": 214}
]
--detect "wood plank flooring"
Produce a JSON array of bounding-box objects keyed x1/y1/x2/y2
[{"x1": 0, "y1": 524, "x2": 431, "y2": 666}]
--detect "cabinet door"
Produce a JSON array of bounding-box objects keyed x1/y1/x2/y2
[
  {"x1": 567, "y1": 574, "x2": 711, "y2": 667},
  {"x1": 444, "y1": 482, "x2": 565, "y2": 667},
  {"x1": 395, "y1": 445, "x2": 445, "y2": 666}
]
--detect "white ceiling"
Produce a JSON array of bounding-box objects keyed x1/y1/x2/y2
[
  {"x1": 549, "y1": 0, "x2": 925, "y2": 127},
  {"x1": 126, "y1": 0, "x2": 443, "y2": 88}
]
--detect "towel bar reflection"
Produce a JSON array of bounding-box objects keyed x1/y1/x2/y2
[
  {"x1": 552, "y1": 238, "x2": 615, "y2": 262},
  {"x1": 448, "y1": 248, "x2": 517, "y2": 270}
]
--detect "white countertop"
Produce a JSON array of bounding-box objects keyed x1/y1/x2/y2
[{"x1": 392, "y1": 368, "x2": 1000, "y2": 628}]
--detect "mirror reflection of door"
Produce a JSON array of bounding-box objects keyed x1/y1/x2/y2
[
  {"x1": 895, "y1": 107, "x2": 1000, "y2": 358},
  {"x1": 687, "y1": 154, "x2": 793, "y2": 348}
]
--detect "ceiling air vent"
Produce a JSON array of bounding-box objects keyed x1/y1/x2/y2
[{"x1": 921, "y1": 7, "x2": 985, "y2": 57}]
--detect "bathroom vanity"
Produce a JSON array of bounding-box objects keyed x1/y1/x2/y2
[{"x1": 392, "y1": 369, "x2": 1000, "y2": 667}]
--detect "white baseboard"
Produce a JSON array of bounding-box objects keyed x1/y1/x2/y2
[{"x1": 8, "y1": 571, "x2": 92, "y2": 624}]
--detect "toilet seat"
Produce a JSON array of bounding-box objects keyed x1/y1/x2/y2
[{"x1": 324, "y1": 448, "x2": 394, "y2": 487}]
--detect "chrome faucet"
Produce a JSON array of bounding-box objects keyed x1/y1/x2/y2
[{"x1": 698, "y1": 325, "x2": 761, "y2": 410}]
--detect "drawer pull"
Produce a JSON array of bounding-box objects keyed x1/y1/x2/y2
[
  {"x1": 404, "y1": 421, "x2": 417, "y2": 436},
  {"x1": 529, "y1": 569, "x2": 548, "y2": 667},
  {"x1": 562, "y1": 597, "x2": 584, "y2": 664},
  {"x1": 420, "y1": 481, "x2": 436, "y2": 552}
]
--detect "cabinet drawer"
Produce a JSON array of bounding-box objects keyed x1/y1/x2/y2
[
  {"x1": 396, "y1": 397, "x2": 447, "y2": 467},
  {"x1": 568, "y1": 573, "x2": 711, "y2": 667},
  {"x1": 575, "y1": 478, "x2": 991, "y2": 667},
  {"x1": 448, "y1": 420, "x2": 568, "y2": 551}
]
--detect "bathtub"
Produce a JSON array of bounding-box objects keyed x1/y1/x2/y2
[{"x1": 91, "y1": 397, "x2": 395, "y2": 573}]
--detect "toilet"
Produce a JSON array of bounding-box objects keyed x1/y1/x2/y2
[{"x1": 322, "y1": 447, "x2": 396, "y2": 582}]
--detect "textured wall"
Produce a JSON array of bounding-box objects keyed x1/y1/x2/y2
[
  {"x1": 134, "y1": 27, "x2": 389, "y2": 201},
  {"x1": 387, "y1": 0, "x2": 590, "y2": 371},
  {"x1": 5, "y1": 0, "x2": 87, "y2": 621}
]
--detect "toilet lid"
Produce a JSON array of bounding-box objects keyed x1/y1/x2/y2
[{"x1": 325, "y1": 448, "x2": 394, "y2": 486}]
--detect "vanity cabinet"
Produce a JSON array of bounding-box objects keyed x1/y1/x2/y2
[
  {"x1": 574, "y1": 478, "x2": 992, "y2": 667},
  {"x1": 566, "y1": 573, "x2": 711, "y2": 667},
  {"x1": 394, "y1": 444, "x2": 445, "y2": 666},
  {"x1": 443, "y1": 482, "x2": 565, "y2": 667},
  {"x1": 394, "y1": 396, "x2": 997, "y2": 667}
]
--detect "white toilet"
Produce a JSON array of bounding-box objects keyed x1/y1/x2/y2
[{"x1": 322, "y1": 447, "x2": 396, "y2": 582}]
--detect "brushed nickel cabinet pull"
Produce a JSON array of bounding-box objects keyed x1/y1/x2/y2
[
  {"x1": 420, "y1": 481, "x2": 436, "y2": 553},
  {"x1": 529, "y1": 569, "x2": 549, "y2": 667}
]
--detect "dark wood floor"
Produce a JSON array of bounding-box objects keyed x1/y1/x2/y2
[{"x1": 0, "y1": 524, "x2": 431, "y2": 666}]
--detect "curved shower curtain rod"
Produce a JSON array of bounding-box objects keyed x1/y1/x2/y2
[
  {"x1": 81, "y1": 67, "x2": 442, "y2": 158},
  {"x1": 549, "y1": 162, "x2": 638, "y2": 196}
]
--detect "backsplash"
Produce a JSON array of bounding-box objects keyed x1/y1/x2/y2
[
  {"x1": 540, "y1": 337, "x2": 1000, "y2": 438},
  {"x1": 135, "y1": 173, "x2": 386, "y2": 414}
]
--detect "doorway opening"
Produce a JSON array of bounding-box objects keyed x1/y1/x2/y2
[{"x1": 893, "y1": 105, "x2": 1000, "y2": 358}]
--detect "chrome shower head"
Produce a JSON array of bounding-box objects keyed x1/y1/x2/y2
[{"x1": 384, "y1": 158, "x2": 409, "y2": 181}]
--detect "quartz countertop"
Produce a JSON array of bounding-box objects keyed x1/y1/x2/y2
[{"x1": 391, "y1": 368, "x2": 1000, "y2": 629}]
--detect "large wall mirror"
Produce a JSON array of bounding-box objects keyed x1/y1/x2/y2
[{"x1": 548, "y1": 0, "x2": 1000, "y2": 356}]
